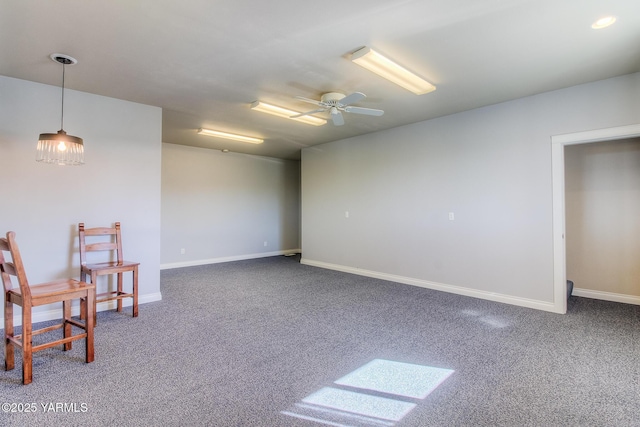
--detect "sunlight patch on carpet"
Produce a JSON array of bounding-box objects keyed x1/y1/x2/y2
[
  {"x1": 282, "y1": 359, "x2": 454, "y2": 426},
  {"x1": 461, "y1": 309, "x2": 510, "y2": 328},
  {"x1": 335, "y1": 359, "x2": 454, "y2": 399}
]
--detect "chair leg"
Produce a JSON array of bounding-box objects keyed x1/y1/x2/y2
[
  {"x1": 91, "y1": 271, "x2": 98, "y2": 325},
  {"x1": 132, "y1": 266, "x2": 138, "y2": 318},
  {"x1": 79, "y1": 271, "x2": 87, "y2": 321},
  {"x1": 117, "y1": 272, "x2": 123, "y2": 312},
  {"x1": 85, "y1": 289, "x2": 95, "y2": 363},
  {"x1": 63, "y1": 300, "x2": 72, "y2": 351},
  {"x1": 21, "y1": 306, "x2": 32, "y2": 385},
  {"x1": 4, "y1": 298, "x2": 14, "y2": 371}
]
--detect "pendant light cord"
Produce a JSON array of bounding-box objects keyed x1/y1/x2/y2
[{"x1": 60, "y1": 63, "x2": 66, "y2": 131}]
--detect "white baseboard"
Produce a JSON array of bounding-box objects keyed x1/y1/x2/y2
[
  {"x1": 160, "y1": 249, "x2": 301, "y2": 270},
  {"x1": 5, "y1": 292, "x2": 163, "y2": 327},
  {"x1": 572, "y1": 288, "x2": 640, "y2": 305},
  {"x1": 301, "y1": 258, "x2": 559, "y2": 313}
]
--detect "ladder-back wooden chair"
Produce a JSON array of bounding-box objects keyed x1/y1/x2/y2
[
  {"x1": 1, "y1": 231, "x2": 95, "y2": 385},
  {"x1": 78, "y1": 222, "x2": 139, "y2": 322}
]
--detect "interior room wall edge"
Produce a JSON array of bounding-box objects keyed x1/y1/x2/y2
[
  {"x1": 301, "y1": 258, "x2": 558, "y2": 313},
  {"x1": 160, "y1": 249, "x2": 302, "y2": 270},
  {"x1": 572, "y1": 288, "x2": 640, "y2": 306}
]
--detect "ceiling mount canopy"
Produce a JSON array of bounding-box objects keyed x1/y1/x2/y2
[{"x1": 36, "y1": 53, "x2": 84, "y2": 165}]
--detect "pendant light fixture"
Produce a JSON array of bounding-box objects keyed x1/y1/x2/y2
[{"x1": 36, "y1": 53, "x2": 84, "y2": 165}]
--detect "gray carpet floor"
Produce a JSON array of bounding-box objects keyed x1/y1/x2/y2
[{"x1": 1, "y1": 255, "x2": 639, "y2": 426}]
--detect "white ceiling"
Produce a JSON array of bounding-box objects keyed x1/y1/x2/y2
[{"x1": 2, "y1": 0, "x2": 639, "y2": 160}]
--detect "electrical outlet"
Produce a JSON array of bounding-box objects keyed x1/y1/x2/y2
[
  {"x1": 448, "y1": 212, "x2": 455, "y2": 221},
  {"x1": 264, "y1": 241, "x2": 268, "y2": 247},
  {"x1": 180, "y1": 248, "x2": 186, "y2": 255}
]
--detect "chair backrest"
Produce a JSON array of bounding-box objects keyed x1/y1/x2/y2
[
  {"x1": 78, "y1": 222, "x2": 125, "y2": 266},
  {"x1": 0, "y1": 231, "x2": 32, "y2": 301}
]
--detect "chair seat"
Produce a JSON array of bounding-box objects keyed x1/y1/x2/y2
[
  {"x1": 82, "y1": 260, "x2": 139, "y2": 272},
  {"x1": 8, "y1": 279, "x2": 95, "y2": 306}
]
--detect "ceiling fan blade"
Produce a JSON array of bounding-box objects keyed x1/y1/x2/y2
[
  {"x1": 338, "y1": 92, "x2": 366, "y2": 106},
  {"x1": 295, "y1": 96, "x2": 323, "y2": 106},
  {"x1": 344, "y1": 106, "x2": 384, "y2": 116},
  {"x1": 330, "y1": 107, "x2": 345, "y2": 126},
  {"x1": 290, "y1": 108, "x2": 327, "y2": 118}
]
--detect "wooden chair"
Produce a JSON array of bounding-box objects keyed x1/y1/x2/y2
[
  {"x1": 78, "y1": 222, "x2": 139, "y2": 322},
  {"x1": 1, "y1": 231, "x2": 95, "y2": 385}
]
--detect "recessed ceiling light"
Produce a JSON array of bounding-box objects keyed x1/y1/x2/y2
[
  {"x1": 591, "y1": 16, "x2": 616, "y2": 29},
  {"x1": 197, "y1": 128, "x2": 263, "y2": 144}
]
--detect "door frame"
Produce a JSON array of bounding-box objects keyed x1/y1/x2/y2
[{"x1": 551, "y1": 124, "x2": 640, "y2": 313}]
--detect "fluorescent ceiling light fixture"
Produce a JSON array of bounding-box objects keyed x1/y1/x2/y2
[
  {"x1": 591, "y1": 16, "x2": 616, "y2": 29},
  {"x1": 351, "y1": 46, "x2": 436, "y2": 95},
  {"x1": 197, "y1": 128, "x2": 263, "y2": 144},
  {"x1": 250, "y1": 101, "x2": 326, "y2": 126}
]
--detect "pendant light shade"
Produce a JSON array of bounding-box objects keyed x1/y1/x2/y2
[
  {"x1": 37, "y1": 54, "x2": 84, "y2": 165},
  {"x1": 36, "y1": 130, "x2": 84, "y2": 165}
]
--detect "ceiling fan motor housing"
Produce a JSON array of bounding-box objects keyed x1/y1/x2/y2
[{"x1": 320, "y1": 92, "x2": 346, "y2": 105}]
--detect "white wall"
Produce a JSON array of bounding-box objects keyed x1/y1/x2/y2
[
  {"x1": 0, "y1": 76, "x2": 162, "y2": 323},
  {"x1": 565, "y1": 138, "x2": 640, "y2": 298},
  {"x1": 161, "y1": 143, "x2": 300, "y2": 268},
  {"x1": 301, "y1": 72, "x2": 640, "y2": 312}
]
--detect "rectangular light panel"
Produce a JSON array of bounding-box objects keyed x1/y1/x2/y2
[
  {"x1": 351, "y1": 46, "x2": 436, "y2": 95},
  {"x1": 197, "y1": 128, "x2": 263, "y2": 144},
  {"x1": 250, "y1": 101, "x2": 327, "y2": 126}
]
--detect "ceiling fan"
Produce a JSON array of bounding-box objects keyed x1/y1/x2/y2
[{"x1": 291, "y1": 92, "x2": 384, "y2": 126}]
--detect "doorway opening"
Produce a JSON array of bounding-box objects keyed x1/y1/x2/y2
[{"x1": 552, "y1": 124, "x2": 640, "y2": 313}]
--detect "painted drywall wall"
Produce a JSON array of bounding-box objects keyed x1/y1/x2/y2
[
  {"x1": 301, "y1": 72, "x2": 640, "y2": 311},
  {"x1": 0, "y1": 76, "x2": 162, "y2": 323},
  {"x1": 565, "y1": 138, "x2": 640, "y2": 298},
  {"x1": 161, "y1": 143, "x2": 300, "y2": 268}
]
